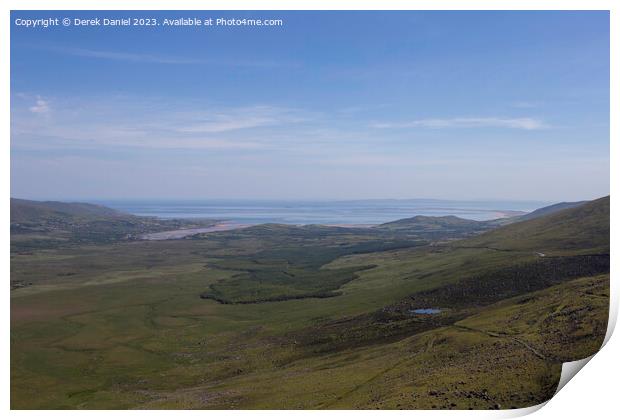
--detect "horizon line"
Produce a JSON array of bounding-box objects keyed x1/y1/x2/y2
[{"x1": 12, "y1": 195, "x2": 600, "y2": 205}]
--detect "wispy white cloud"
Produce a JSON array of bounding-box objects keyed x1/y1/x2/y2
[
  {"x1": 178, "y1": 117, "x2": 273, "y2": 133},
  {"x1": 39, "y1": 45, "x2": 296, "y2": 68},
  {"x1": 371, "y1": 117, "x2": 547, "y2": 130},
  {"x1": 12, "y1": 94, "x2": 554, "y2": 172},
  {"x1": 12, "y1": 99, "x2": 314, "y2": 152},
  {"x1": 176, "y1": 106, "x2": 307, "y2": 134},
  {"x1": 29, "y1": 96, "x2": 50, "y2": 114},
  {"x1": 50, "y1": 46, "x2": 203, "y2": 64}
]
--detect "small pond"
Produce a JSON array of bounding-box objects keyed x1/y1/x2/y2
[{"x1": 409, "y1": 308, "x2": 442, "y2": 315}]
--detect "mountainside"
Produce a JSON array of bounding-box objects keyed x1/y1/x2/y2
[
  {"x1": 461, "y1": 196, "x2": 609, "y2": 254},
  {"x1": 374, "y1": 198, "x2": 590, "y2": 238},
  {"x1": 10, "y1": 198, "x2": 217, "y2": 251},
  {"x1": 11, "y1": 198, "x2": 124, "y2": 223},
  {"x1": 376, "y1": 215, "x2": 494, "y2": 240},
  {"x1": 516, "y1": 200, "x2": 587, "y2": 222},
  {"x1": 379, "y1": 215, "x2": 485, "y2": 230}
]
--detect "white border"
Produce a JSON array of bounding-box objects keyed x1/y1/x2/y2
[{"x1": 2, "y1": 1, "x2": 617, "y2": 419}]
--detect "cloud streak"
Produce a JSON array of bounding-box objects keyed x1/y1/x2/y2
[
  {"x1": 59, "y1": 46, "x2": 200, "y2": 64},
  {"x1": 371, "y1": 117, "x2": 547, "y2": 130},
  {"x1": 11, "y1": 99, "x2": 315, "y2": 152},
  {"x1": 29, "y1": 97, "x2": 50, "y2": 114},
  {"x1": 175, "y1": 106, "x2": 308, "y2": 134},
  {"x1": 38, "y1": 45, "x2": 296, "y2": 68}
]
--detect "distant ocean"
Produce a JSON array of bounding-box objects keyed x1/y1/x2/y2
[{"x1": 99, "y1": 199, "x2": 549, "y2": 226}]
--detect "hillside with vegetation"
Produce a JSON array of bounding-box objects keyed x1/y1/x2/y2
[
  {"x1": 461, "y1": 196, "x2": 609, "y2": 254},
  {"x1": 10, "y1": 198, "x2": 218, "y2": 252},
  {"x1": 10, "y1": 196, "x2": 609, "y2": 409}
]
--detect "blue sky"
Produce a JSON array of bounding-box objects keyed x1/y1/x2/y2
[{"x1": 11, "y1": 11, "x2": 609, "y2": 201}]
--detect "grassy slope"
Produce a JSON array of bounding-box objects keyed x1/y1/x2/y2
[
  {"x1": 378, "y1": 215, "x2": 486, "y2": 231},
  {"x1": 516, "y1": 200, "x2": 587, "y2": 222},
  {"x1": 10, "y1": 198, "x2": 218, "y2": 253},
  {"x1": 460, "y1": 196, "x2": 609, "y2": 254},
  {"x1": 10, "y1": 197, "x2": 609, "y2": 409},
  {"x1": 187, "y1": 275, "x2": 607, "y2": 410},
  {"x1": 11, "y1": 198, "x2": 123, "y2": 221}
]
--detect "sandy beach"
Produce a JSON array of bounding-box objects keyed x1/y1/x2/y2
[{"x1": 140, "y1": 222, "x2": 252, "y2": 240}]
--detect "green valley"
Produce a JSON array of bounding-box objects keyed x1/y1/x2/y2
[{"x1": 10, "y1": 197, "x2": 609, "y2": 409}]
